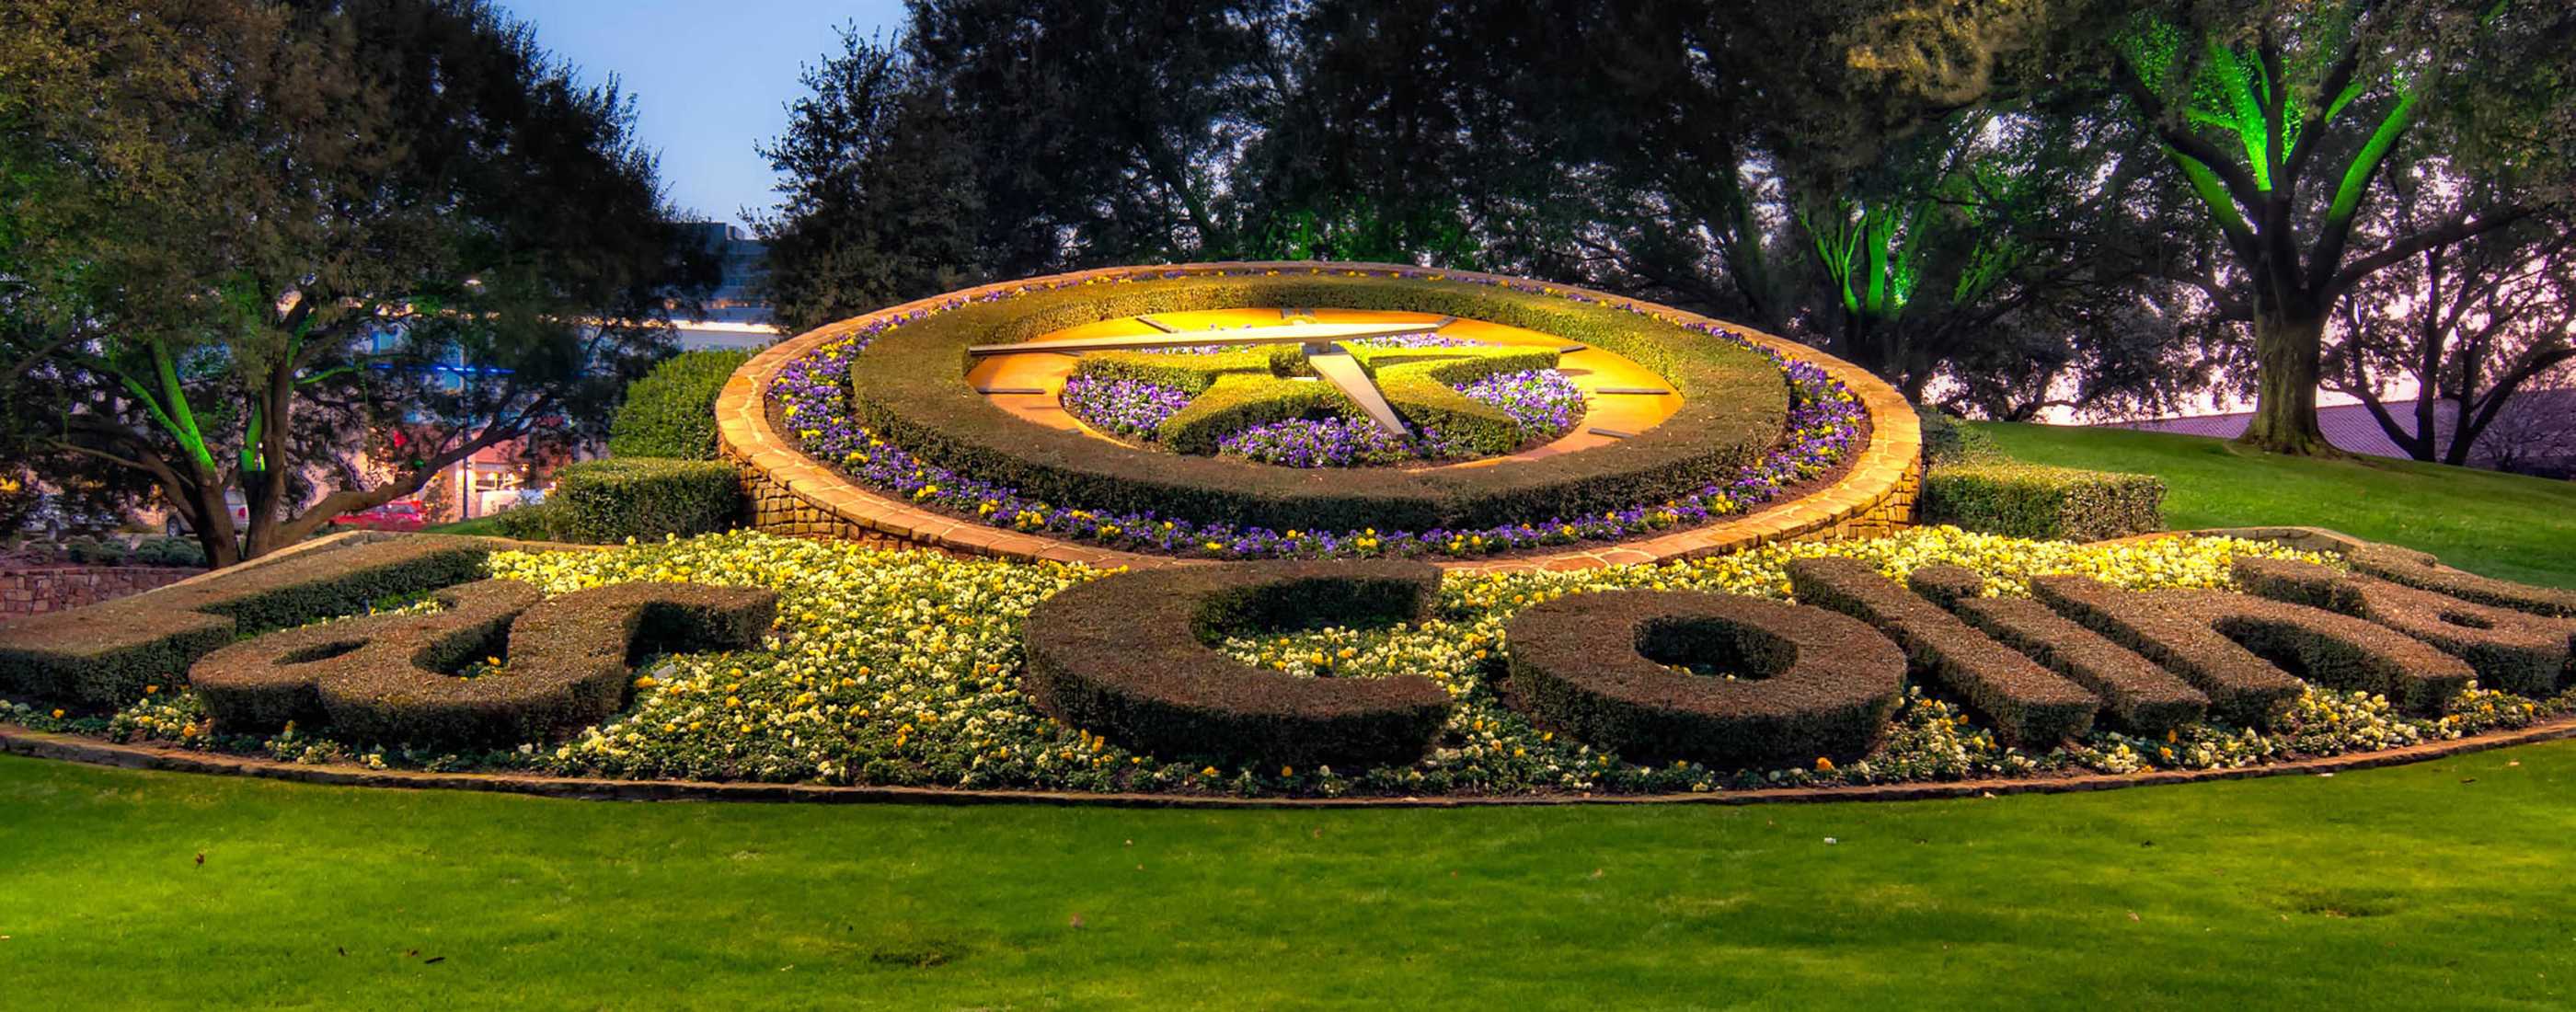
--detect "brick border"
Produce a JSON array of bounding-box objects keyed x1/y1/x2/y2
[
  {"x1": 714, "y1": 262, "x2": 1922, "y2": 573},
  {"x1": 5, "y1": 716, "x2": 2565, "y2": 809}
]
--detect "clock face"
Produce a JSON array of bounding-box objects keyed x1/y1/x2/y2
[{"x1": 966, "y1": 307, "x2": 1682, "y2": 467}]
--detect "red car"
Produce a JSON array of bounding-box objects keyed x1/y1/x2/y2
[{"x1": 331, "y1": 500, "x2": 429, "y2": 532}]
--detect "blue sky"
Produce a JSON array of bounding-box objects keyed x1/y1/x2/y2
[{"x1": 498, "y1": 0, "x2": 907, "y2": 228}]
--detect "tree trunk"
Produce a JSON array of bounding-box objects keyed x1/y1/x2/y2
[
  {"x1": 182, "y1": 479, "x2": 242, "y2": 569},
  {"x1": 2237, "y1": 310, "x2": 2338, "y2": 455}
]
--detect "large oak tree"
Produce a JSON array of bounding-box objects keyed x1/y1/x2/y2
[
  {"x1": 2106, "y1": 0, "x2": 2576, "y2": 454},
  {"x1": 1, "y1": 0, "x2": 710, "y2": 566}
]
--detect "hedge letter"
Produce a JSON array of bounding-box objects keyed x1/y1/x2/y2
[{"x1": 1020, "y1": 561, "x2": 1454, "y2": 767}]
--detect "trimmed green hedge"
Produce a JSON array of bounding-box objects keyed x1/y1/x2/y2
[
  {"x1": 1501, "y1": 589, "x2": 1906, "y2": 768},
  {"x1": 1021, "y1": 561, "x2": 1454, "y2": 768},
  {"x1": 193, "y1": 579, "x2": 545, "y2": 735},
  {"x1": 2234, "y1": 556, "x2": 2574, "y2": 697},
  {"x1": 509, "y1": 458, "x2": 743, "y2": 545},
  {"x1": 2030, "y1": 575, "x2": 2303, "y2": 727},
  {"x1": 608, "y1": 350, "x2": 752, "y2": 460},
  {"x1": 845, "y1": 273, "x2": 1788, "y2": 532},
  {"x1": 1909, "y1": 564, "x2": 2209, "y2": 735},
  {"x1": 2153, "y1": 587, "x2": 2474, "y2": 716},
  {"x1": 2346, "y1": 542, "x2": 2576, "y2": 617},
  {"x1": 1788, "y1": 557, "x2": 2098, "y2": 746},
  {"x1": 1921, "y1": 461, "x2": 2165, "y2": 541},
  {"x1": 0, "y1": 536, "x2": 500, "y2": 708},
  {"x1": 1918, "y1": 408, "x2": 1999, "y2": 465},
  {"x1": 323, "y1": 581, "x2": 777, "y2": 748}
]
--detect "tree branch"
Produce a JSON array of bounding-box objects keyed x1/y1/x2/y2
[{"x1": 2328, "y1": 209, "x2": 2534, "y2": 296}]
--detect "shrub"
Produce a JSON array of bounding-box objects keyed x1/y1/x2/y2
[
  {"x1": 1021, "y1": 560, "x2": 1455, "y2": 768},
  {"x1": 2234, "y1": 556, "x2": 2574, "y2": 696},
  {"x1": 322, "y1": 581, "x2": 777, "y2": 747},
  {"x1": 1918, "y1": 408, "x2": 1999, "y2": 465},
  {"x1": 607, "y1": 350, "x2": 751, "y2": 460},
  {"x1": 1944, "y1": 590, "x2": 2210, "y2": 736},
  {"x1": 0, "y1": 535, "x2": 500, "y2": 707},
  {"x1": 2346, "y1": 542, "x2": 2576, "y2": 617},
  {"x1": 1502, "y1": 589, "x2": 1906, "y2": 768},
  {"x1": 1787, "y1": 557, "x2": 2097, "y2": 746},
  {"x1": 1921, "y1": 461, "x2": 2165, "y2": 541},
  {"x1": 130, "y1": 536, "x2": 208, "y2": 568},
  {"x1": 492, "y1": 500, "x2": 572, "y2": 541},
  {"x1": 2030, "y1": 575, "x2": 2304, "y2": 727},
  {"x1": 845, "y1": 272, "x2": 1788, "y2": 532},
  {"x1": 2152, "y1": 588, "x2": 2475, "y2": 716},
  {"x1": 544, "y1": 457, "x2": 744, "y2": 544},
  {"x1": 193, "y1": 579, "x2": 544, "y2": 734}
]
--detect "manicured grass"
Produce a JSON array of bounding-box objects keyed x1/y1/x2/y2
[
  {"x1": 5, "y1": 744, "x2": 2574, "y2": 1009},
  {"x1": 1976, "y1": 421, "x2": 2576, "y2": 589},
  {"x1": 423, "y1": 516, "x2": 504, "y2": 535}
]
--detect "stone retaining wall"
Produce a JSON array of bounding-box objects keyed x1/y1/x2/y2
[
  {"x1": 0, "y1": 565, "x2": 200, "y2": 616},
  {"x1": 718, "y1": 261, "x2": 1922, "y2": 572}
]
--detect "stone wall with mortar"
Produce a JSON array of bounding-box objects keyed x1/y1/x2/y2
[{"x1": 0, "y1": 566, "x2": 200, "y2": 616}]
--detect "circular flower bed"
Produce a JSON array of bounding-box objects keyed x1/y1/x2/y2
[
  {"x1": 1066, "y1": 366, "x2": 1586, "y2": 467},
  {"x1": 769, "y1": 269, "x2": 1865, "y2": 559},
  {"x1": 16, "y1": 528, "x2": 2565, "y2": 800}
]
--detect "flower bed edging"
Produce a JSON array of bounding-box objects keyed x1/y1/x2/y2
[
  {"x1": 6, "y1": 714, "x2": 2568, "y2": 809},
  {"x1": 715, "y1": 261, "x2": 1923, "y2": 572}
]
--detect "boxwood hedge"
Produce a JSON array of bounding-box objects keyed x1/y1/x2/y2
[
  {"x1": 192, "y1": 579, "x2": 545, "y2": 734},
  {"x1": 1915, "y1": 564, "x2": 2209, "y2": 735},
  {"x1": 2235, "y1": 556, "x2": 2574, "y2": 697},
  {"x1": 507, "y1": 457, "x2": 744, "y2": 545},
  {"x1": 1920, "y1": 461, "x2": 2165, "y2": 541},
  {"x1": 1788, "y1": 558, "x2": 2098, "y2": 746},
  {"x1": 1502, "y1": 589, "x2": 1906, "y2": 768},
  {"x1": 608, "y1": 350, "x2": 752, "y2": 460},
  {"x1": 1020, "y1": 561, "x2": 1455, "y2": 768},
  {"x1": 2030, "y1": 575, "x2": 2304, "y2": 727},
  {"x1": 320, "y1": 581, "x2": 777, "y2": 748},
  {"x1": 845, "y1": 273, "x2": 1788, "y2": 532},
  {"x1": 0, "y1": 536, "x2": 499, "y2": 708}
]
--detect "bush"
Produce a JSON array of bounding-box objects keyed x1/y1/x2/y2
[
  {"x1": 2345, "y1": 542, "x2": 2576, "y2": 617},
  {"x1": 2153, "y1": 588, "x2": 2474, "y2": 716},
  {"x1": 1916, "y1": 564, "x2": 2210, "y2": 736},
  {"x1": 491, "y1": 500, "x2": 571, "y2": 541},
  {"x1": 607, "y1": 350, "x2": 751, "y2": 460},
  {"x1": 1502, "y1": 589, "x2": 1906, "y2": 768},
  {"x1": 1921, "y1": 461, "x2": 2165, "y2": 541},
  {"x1": 543, "y1": 458, "x2": 743, "y2": 544},
  {"x1": 1918, "y1": 408, "x2": 1999, "y2": 465},
  {"x1": 129, "y1": 536, "x2": 208, "y2": 568},
  {"x1": 845, "y1": 272, "x2": 1788, "y2": 533},
  {"x1": 1787, "y1": 557, "x2": 2098, "y2": 746},
  {"x1": 2233, "y1": 556, "x2": 2573, "y2": 697},
  {"x1": 2029, "y1": 575, "x2": 2307, "y2": 727},
  {"x1": 1021, "y1": 560, "x2": 1455, "y2": 768},
  {"x1": 326, "y1": 581, "x2": 776, "y2": 748},
  {"x1": 0, "y1": 535, "x2": 500, "y2": 707},
  {"x1": 194, "y1": 578, "x2": 544, "y2": 734}
]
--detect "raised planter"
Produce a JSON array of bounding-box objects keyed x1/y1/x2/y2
[{"x1": 716, "y1": 261, "x2": 1922, "y2": 572}]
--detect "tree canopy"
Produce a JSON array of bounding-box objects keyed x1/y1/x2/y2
[{"x1": 1, "y1": 0, "x2": 711, "y2": 565}]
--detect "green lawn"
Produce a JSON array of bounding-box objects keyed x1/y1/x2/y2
[
  {"x1": 423, "y1": 515, "x2": 505, "y2": 535},
  {"x1": 8, "y1": 426, "x2": 2576, "y2": 1008},
  {"x1": 1976, "y1": 421, "x2": 2576, "y2": 589},
  {"x1": 5, "y1": 743, "x2": 2573, "y2": 1009}
]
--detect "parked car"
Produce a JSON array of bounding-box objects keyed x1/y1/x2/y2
[
  {"x1": 329, "y1": 500, "x2": 429, "y2": 532},
  {"x1": 163, "y1": 489, "x2": 252, "y2": 538}
]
